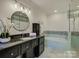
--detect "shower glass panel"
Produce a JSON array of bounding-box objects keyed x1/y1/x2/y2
[{"x1": 69, "y1": 0, "x2": 79, "y2": 54}]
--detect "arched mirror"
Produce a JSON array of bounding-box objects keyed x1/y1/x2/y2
[
  {"x1": 11, "y1": 11, "x2": 30, "y2": 31},
  {"x1": 0, "y1": 20, "x2": 5, "y2": 34}
]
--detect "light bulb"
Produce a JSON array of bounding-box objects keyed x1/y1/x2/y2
[
  {"x1": 20, "y1": 7, "x2": 23, "y2": 11},
  {"x1": 54, "y1": 10, "x2": 58, "y2": 13},
  {"x1": 14, "y1": 4, "x2": 18, "y2": 9}
]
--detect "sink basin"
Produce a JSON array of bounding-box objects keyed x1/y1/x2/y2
[
  {"x1": 20, "y1": 37, "x2": 36, "y2": 41},
  {"x1": 0, "y1": 38, "x2": 11, "y2": 43}
]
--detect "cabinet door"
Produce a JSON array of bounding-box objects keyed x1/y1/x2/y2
[
  {"x1": 26, "y1": 48, "x2": 34, "y2": 58},
  {"x1": 32, "y1": 39, "x2": 38, "y2": 48},
  {"x1": 0, "y1": 45, "x2": 20, "y2": 58},
  {"x1": 39, "y1": 36, "x2": 44, "y2": 44},
  {"x1": 21, "y1": 42, "x2": 30, "y2": 54},
  {"x1": 22, "y1": 47, "x2": 34, "y2": 58},
  {"x1": 34, "y1": 44, "x2": 44, "y2": 57},
  {"x1": 34, "y1": 36, "x2": 45, "y2": 57},
  {"x1": 39, "y1": 44, "x2": 44, "y2": 54},
  {"x1": 21, "y1": 41, "x2": 35, "y2": 58}
]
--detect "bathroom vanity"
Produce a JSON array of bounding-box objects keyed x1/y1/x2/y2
[
  {"x1": 0, "y1": 35, "x2": 45, "y2": 58},
  {"x1": 0, "y1": 11, "x2": 44, "y2": 58}
]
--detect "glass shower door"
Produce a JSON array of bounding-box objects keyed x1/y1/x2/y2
[{"x1": 69, "y1": 0, "x2": 79, "y2": 56}]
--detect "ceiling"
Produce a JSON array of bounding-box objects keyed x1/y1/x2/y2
[
  {"x1": 31, "y1": 0, "x2": 70, "y2": 14},
  {"x1": 30, "y1": 0, "x2": 79, "y2": 14}
]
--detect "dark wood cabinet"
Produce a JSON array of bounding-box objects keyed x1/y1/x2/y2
[
  {"x1": 39, "y1": 44, "x2": 44, "y2": 54},
  {"x1": 0, "y1": 45, "x2": 20, "y2": 58},
  {"x1": 22, "y1": 47, "x2": 34, "y2": 58},
  {"x1": 21, "y1": 42, "x2": 30, "y2": 54},
  {"x1": 34, "y1": 36, "x2": 45, "y2": 57},
  {"x1": 32, "y1": 39, "x2": 38, "y2": 48},
  {"x1": 39, "y1": 36, "x2": 45, "y2": 55},
  {"x1": 21, "y1": 40, "x2": 34, "y2": 58},
  {"x1": 0, "y1": 36, "x2": 45, "y2": 58},
  {"x1": 39, "y1": 36, "x2": 44, "y2": 44},
  {"x1": 21, "y1": 36, "x2": 45, "y2": 58},
  {"x1": 26, "y1": 47, "x2": 34, "y2": 58},
  {"x1": 22, "y1": 39, "x2": 38, "y2": 58}
]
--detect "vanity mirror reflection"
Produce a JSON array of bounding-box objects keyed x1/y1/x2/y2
[{"x1": 11, "y1": 11, "x2": 30, "y2": 31}]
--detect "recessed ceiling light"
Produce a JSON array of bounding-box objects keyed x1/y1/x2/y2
[{"x1": 54, "y1": 10, "x2": 58, "y2": 13}]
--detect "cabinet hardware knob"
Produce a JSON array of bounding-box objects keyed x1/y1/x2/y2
[
  {"x1": 26, "y1": 46, "x2": 28, "y2": 49},
  {"x1": 11, "y1": 53, "x2": 14, "y2": 56}
]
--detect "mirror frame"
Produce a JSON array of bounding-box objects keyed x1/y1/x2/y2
[{"x1": 11, "y1": 11, "x2": 30, "y2": 31}]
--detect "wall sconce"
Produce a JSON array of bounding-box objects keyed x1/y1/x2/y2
[{"x1": 13, "y1": 0, "x2": 31, "y2": 14}]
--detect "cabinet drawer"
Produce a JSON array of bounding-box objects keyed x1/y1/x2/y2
[
  {"x1": 32, "y1": 39, "x2": 38, "y2": 48},
  {"x1": 21, "y1": 42, "x2": 31, "y2": 54},
  {"x1": 0, "y1": 45, "x2": 20, "y2": 58}
]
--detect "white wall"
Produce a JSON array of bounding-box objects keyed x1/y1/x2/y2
[
  {"x1": 0, "y1": 0, "x2": 47, "y2": 35},
  {"x1": 46, "y1": 13, "x2": 69, "y2": 32}
]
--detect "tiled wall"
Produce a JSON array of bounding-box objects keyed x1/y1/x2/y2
[{"x1": 44, "y1": 31, "x2": 68, "y2": 36}]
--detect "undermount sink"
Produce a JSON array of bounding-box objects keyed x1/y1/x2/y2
[
  {"x1": 20, "y1": 37, "x2": 36, "y2": 41},
  {"x1": 0, "y1": 38, "x2": 11, "y2": 43}
]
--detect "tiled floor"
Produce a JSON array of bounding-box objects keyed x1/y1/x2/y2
[{"x1": 39, "y1": 34, "x2": 78, "y2": 58}]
